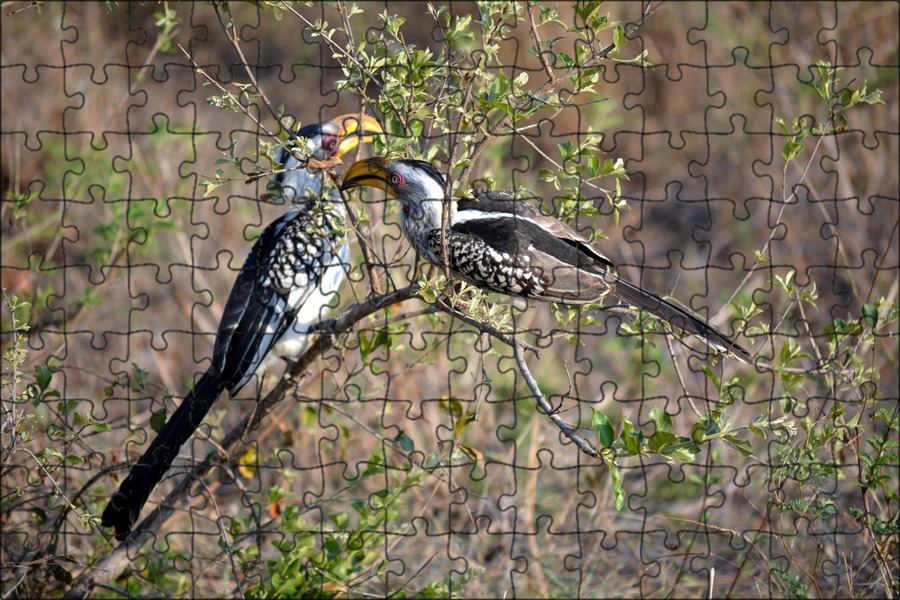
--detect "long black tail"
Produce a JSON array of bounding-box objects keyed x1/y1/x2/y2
[
  {"x1": 101, "y1": 371, "x2": 224, "y2": 541},
  {"x1": 612, "y1": 278, "x2": 752, "y2": 362}
]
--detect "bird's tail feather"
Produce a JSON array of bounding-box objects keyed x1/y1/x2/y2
[
  {"x1": 611, "y1": 278, "x2": 751, "y2": 362},
  {"x1": 101, "y1": 371, "x2": 224, "y2": 541}
]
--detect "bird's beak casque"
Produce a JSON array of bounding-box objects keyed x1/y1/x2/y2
[
  {"x1": 340, "y1": 157, "x2": 397, "y2": 197},
  {"x1": 332, "y1": 114, "x2": 383, "y2": 158}
]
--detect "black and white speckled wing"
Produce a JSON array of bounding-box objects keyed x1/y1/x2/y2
[
  {"x1": 212, "y1": 206, "x2": 345, "y2": 394},
  {"x1": 457, "y1": 190, "x2": 614, "y2": 268},
  {"x1": 432, "y1": 215, "x2": 613, "y2": 303}
]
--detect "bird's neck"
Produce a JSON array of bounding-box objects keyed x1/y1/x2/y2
[{"x1": 400, "y1": 194, "x2": 455, "y2": 264}]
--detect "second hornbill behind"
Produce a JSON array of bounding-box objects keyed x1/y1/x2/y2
[
  {"x1": 341, "y1": 157, "x2": 751, "y2": 362},
  {"x1": 101, "y1": 114, "x2": 382, "y2": 541}
]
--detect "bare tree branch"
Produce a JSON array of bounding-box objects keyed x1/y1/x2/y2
[{"x1": 511, "y1": 338, "x2": 601, "y2": 459}]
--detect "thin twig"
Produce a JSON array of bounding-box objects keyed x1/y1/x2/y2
[
  {"x1": 177, "y1": 44, "x2": 274, "y2": 139},
  {"x1": 432, "y1": 299, "x2": 542, "y2": 357},
  {"x1": 663, "y1": 335, "x2": 702, "y2": 419},
  {"x1": 280, "y1": 2, "x2": 407, "y2": 129},
  {"x1": 375, "y1": 306, "x2": 439, "y2": 327},
  {"x1": 330, "y1": 171, "x2": 386, "y2": 297},
  {"x1": 191, "y1": 473, "x2": 245, "y2": 600},
  {"x1": 526, "y1": 2, "x2": 556, "y2": 80},
  {"x1": 716, "y1": 115, "x2": 832, "y2": 319},
  {"x1": 178, "y1": 40, "x2": 310, "y2": 180},
  {"x1": 211, "y1": 2, "x2": 312, "y2": 171},
  {"x1": 457, "y1": 1, "x2": 664, "y2": 185},
  {"x1": 511, "y1": 338, "x2": 600, "y2": 459},
  {"x1": 213, "y1": 3, "x2": 288, "y2": 133},
  {"x1": 518, "y1": 133, "x2": 610, "y2": 194}
]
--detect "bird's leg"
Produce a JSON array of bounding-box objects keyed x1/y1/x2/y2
[{"x1": 307, "y1": 317, "x2": 338, "y2": 349}]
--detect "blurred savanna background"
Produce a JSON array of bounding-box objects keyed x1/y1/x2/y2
[{"x1": 2, "y1": 2, "x2": 897, "y2": 598}]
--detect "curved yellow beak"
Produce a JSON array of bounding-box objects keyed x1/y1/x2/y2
[
  {"x1": 332, "y1": 114, "x2": 383, "y2": 158},
  {"x1": 340, "y1": 157, "x2": 396, "y2": 197}
]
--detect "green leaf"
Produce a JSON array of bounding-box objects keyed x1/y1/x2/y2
[
  {"x1": 723, "y1": 434, "x2": 754, "y2": 457},
  {"x1": 454, "y1": 411, "x2": 477, "y2": 438},
  {"x1": 666, "y1": 441, "x2": 701, "y2": 463},
  {"x1": 599, "y1": 157, "x2": 627, "y2": 178},
  {"x1": 538, "y1": 168, "x2": 557, "y2": 182},
  {"x1": 774, "y1": 116, "x2": 789, "y2": 136},
  {"x1": 91, "y1": 421, "x2": 113, "y2": 433},
  {"x1": 861, "y1": 303, "x2": 878, "y2": 329},
  {"x1": 608, "y1": 459, "x2": 625, "y2": 510},
  {"x1": 691, "y1": 419, "x2": 708, "y2": 443},
  {"x1": 700, "y1": 365, "x2": 721, "y2": 391},
  {"x1": 782, "y1": 140, "x2": 804, "y2": 165},
  {"x1": 35, "y1": 365, "x2": 54, "y2": 392},
  {"x1": 647, "y1": 431, "x2": 678, "y2": 454},
  {"x1": 46, "y1": 422, "x2": 66, "y2": 438},
  {"x1": 804, "y1": 81, "x2": 829, "y2": 101},
  {"x1": 557, "y1": 51, "x2": 575, "y2": 68},
  {"x1": 591, "y1": 408, "x2": 615, "y2": 448},
  {"x1": 358, "y1": 332, "x2": 374, "y2": 363},
  {"x1": 198, "y1": 179, "x2": 224, "y2": 197},
  {"x1": 416, "y1": 285, "x2": 437, "y2": 304},
  {"x1": 575, "y1": 1, "x2": 604, "y2": 26},
  {"x1": 779, "y1": 339, "x2": 812, "y2": 367},
  {"x1": 620, "y1": 417, "x2": 642, "y2": 455},
  {"x1": 37, "y1": 447, "x2": 64, "y2": 462},
  {"x1": 57, "y1": 399, "x2": 78, "y2": 416},
  {"x1": 613, "y1": 25, "x2": 626, "y2": 54},
  {"x1": 329, "y1": 511, "x2": 349, "y2": 529},
  {"x1": 150, "y1": 409, "x2": 167, "y2": 434},
  {"x1": 394, "y1": 431, "x2": 415, "y2": 452},
  {"x1": 647, "y1": 407, "x2": 674, "y2": 433},
  {"x1": 539, "y1": 5, "x2": 566, "y2": 28}
]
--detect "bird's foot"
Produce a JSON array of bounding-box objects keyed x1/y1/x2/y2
[{"x1": 308, "y1": 317, "x2": 338, "y2": 348}]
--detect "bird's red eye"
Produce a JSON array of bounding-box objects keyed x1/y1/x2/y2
[{"x1": 389, "y1": 172, "x2": 404, "y2": 187}]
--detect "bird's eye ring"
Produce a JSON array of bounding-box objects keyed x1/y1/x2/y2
[
  {"x1": 389, "y1": 172, "x2": 404, "y2": 187},
  {"x1": 325, "y1": 137, "x2": 338, "y2": 151}
]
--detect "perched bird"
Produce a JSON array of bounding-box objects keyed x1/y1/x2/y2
[
  {"x1": 101, "y1": 114, "x2": 382, "y2": 541},
  {"x1": 341, "y1": 157, "x2": 750, "y2": 362}
]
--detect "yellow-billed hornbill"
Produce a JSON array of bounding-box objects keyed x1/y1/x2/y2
[
  {"x1": 101, "y1": 115, "x2": 382, "y2": 541},
  {"x1": 341, "y1": 157, "x2": 750, "y2": 362}
]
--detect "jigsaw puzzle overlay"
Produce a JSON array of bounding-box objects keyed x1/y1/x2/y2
[{"x1": 1, "y1": 2, "x2": 897, "y2": 598}]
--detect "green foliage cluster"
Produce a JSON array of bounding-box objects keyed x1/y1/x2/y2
[{"x1": 240, "y1": 455, "x2": 481, "y2": 598}]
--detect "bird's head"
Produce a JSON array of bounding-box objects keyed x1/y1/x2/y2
[
  {"x1": 341, "y1": 158, "x2": 450, "y2": 252},
  {"x1": 297, "y1": 114, "x2": 383, "y2": 160},
  {"x1": 340, "y1": 157, "x2": 446, "y2": 210}
]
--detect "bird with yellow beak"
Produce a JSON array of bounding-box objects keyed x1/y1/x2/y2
[
  {"x1": 341, "y1": 156, "x2": 750, "y2": 362},
  {"x1": 101, "y1": 115, "x2": 383, "y2": 542}
]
